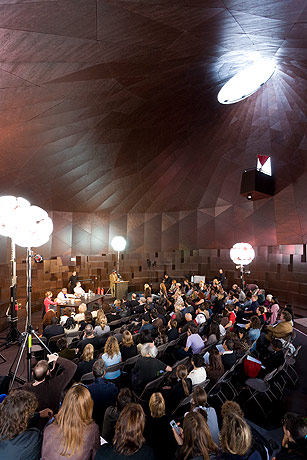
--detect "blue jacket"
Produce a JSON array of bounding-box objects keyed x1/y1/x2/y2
[{"x1": 87, "y1": 377, "x2": 118, "y2": 427}]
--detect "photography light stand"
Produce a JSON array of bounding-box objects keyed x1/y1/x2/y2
[{"x1": 9, "y1": 248, "x2": 52, "y2": 388}]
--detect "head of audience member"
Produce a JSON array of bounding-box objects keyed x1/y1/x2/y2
[
  {"x1": 121, "y1": 330, "x2": 134, "y2": 348},
  {"x1": 0, "y1": 390, "x2": 38, "y2": 440},
  {"x1": 55, "y1": 384, "x2": 93, "y2": 456},
  {"x1": 149, "y1": 392, "x2": 165, "y2": 419},
  {"x1": 113, "y1": 403, "x2": 146, "y2": 456},
  {"x1": 131, "y1": 293, "x2": 137, "y2": 301},
  {"x1": 45, "y1": 291, "x2": 53, "y2": 299},
  {"x1": 223, "y1": 339, "x2": 234, "y2": 352},
  {"x1": 62, "y1": 307, "x2": 72, "y2": 318},
  {"x1": 169, "y1": 319, "x2": 178, "y2": 330},
  {"x1": 281, "y1": 412, "x2": 307, "y2": 453},
  {"x1": 208, "y1": 322, "x2": 220, "y2": 341},
  {"x1": 32, "y1": 360, "x2": 50, "y2": 383},
  {"x1": 78, "y1": 304, "x2": 87, "y2": 314},
  {"x1": 251, "y1": 294, "x2": 258, "y2": 302},
  {"x1": 84, "y1": 324, "x2": 94, "y2": 339},
  {"x1": 81, "y1": 343, "x2": 94, "y2": 362},
  {"x1": 139, "y1": 297, "x2": 147, "y2": 305},
  {"x1": 139, "y1": 329, "x2": 152, "y2": 345},
  {"x1": 271, "y1": 338, "x2": 283, "y2": 352},
  {"x1": 157, "y1": 326, "x2": 167, "y2": 340},
  {"x1": 50, "y1": 316, "x2": 58, "y2": 326},
  {"x1": 64, "y1": 316, "x2": 77, "y2": 330},
  {"x1": 114, "y1": 299, "x2": 121, "y2": 309},
  {"x1": 96, "y1": 309, "x2": 107, "y2": 329},
  {"x1": 115, "y1": 388, "x2": 133, "y2": 412},
  {"x1": 191, "y1": 386, "x2": 208, "y2": 413},
  {"x1": 220, "y1": 403, "x2": 251, "y2": 457},
  {"x1": 187, "y1": 324, "x2": 198, "y2": 336},
  {"x1": 185, "y1": 313, "x2": 193, "y2": 323},
  {"x1": 84, "y1": 311, "x2": 93, "y2": 324},
  {"x1": 191, "y1": 354, "x2": 204, "y2": 370},
  {"x1": 57, "y1": 337, "x2": 68, "y2": 351},
  {"x1": 104, "y1": 336, "x2": 120, "y2": 359},
  {"x1": 281, "y1": 311, "x2": 292, "y2": 323},
  {"x1": 179, "y1": 411, "x2": 218, "y2": 460},
  {"x1": 92, "y1": 359, "x2": 106, "y2": 379},
  {"x1": 208, "y1": 348, "x2": 224, "y2": 371},
  {"x1": 176, "y1": 364, "x2": 190, "y2": 397},
  {"x1": 249, "y1": 316, "x2": 261, "y2": 330},
  {"x1": 43, "y1": 309, "x2": 56, "y2": 327},
  {"x1": 141, "y1": 343, "x2": 158, "y2": 359}
]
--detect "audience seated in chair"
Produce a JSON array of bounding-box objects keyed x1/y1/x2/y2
[
  {"x1": 172, "y1": 410, "x2": 219, "y2": 460},
  {"x1": 42, "y1": 384, "x2": 99, "y2": 460},
  {"x1": 22, "y1": 354, "x2": 77, "y2": 419},
  {"x1": 96, "y1": 403, "x2": 154, "y2": 460},
  {"x1": 188, "y1": 354, "x2": 207, "y2": 386},
  {"x1": 102, "y1": 388, "x2": 133, "y2": 444},
  {"x1": 75, "y1": 343, "x2": 95, "y2": 381},
  {"x1": 132, "y1": 343, "x2": 172, "y2": 392},
  {"x1": 86, "y1": 359, "x2": 118, "y2": 428},
  {"x1": 101, "y1": 336, "x2": 122, "y2": 380}
]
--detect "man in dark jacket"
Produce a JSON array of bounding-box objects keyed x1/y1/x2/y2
[
  {"x1": 43, "y1": 316, "x2": 64, "y2": 342},
  {"x1": 87, "y1": 359, "x2": 118, "y2": 427}
]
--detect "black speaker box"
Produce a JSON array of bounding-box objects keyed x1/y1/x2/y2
[{"x1": 240, "y1": 168, "x2": 274, "y2": 200}]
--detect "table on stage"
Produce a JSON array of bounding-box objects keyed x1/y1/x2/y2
[
  {"x1": 114, "y1": 281, "x2": 129, "y2": 299},
  {"x1": 56, "y1": 294, "x2": 103, "y2": 318}
]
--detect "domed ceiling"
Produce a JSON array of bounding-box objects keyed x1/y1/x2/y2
[{"x1": 0, "y1": 0, "x2": 306, "y2": 250}]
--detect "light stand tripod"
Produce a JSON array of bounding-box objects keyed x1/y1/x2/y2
[
  {"x1": 0, "y1": 240, "x2": 21, "y2": 354},
  {"x1": 9, "y1": 248, "x2": 52, "y2": 388}
]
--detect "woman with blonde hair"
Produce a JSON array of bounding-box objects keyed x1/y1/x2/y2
[
  {"x1": 96, "y1": 403, "x2": 154, "y2": 459},
  {"x1": 144, "y1": 283, "x2": 152, "y2": 299},
  {"x1": 101, "y1": 336, "x2": 121, "y2": 380},
  {"x1": 120, "y1": 330, "x2": 137, "y2": 361},
  {"x1": 75, "y1": 343, "x2": 95, "y2": 381},
  {"x1": 74, "y1": 303, "x2": 87, "y2": 323},
  {"x1": 160, "y1": 282, "x2": 167, "y2": 298},
  {"x1": 145, "y1": 393, "x2": 176, "y2": 460},
  {"x1": 42, "y1": 384, "x2": 99, "y2": 460},
  {"x1": 94, "y1": 309, "x2": 110, "y2": 336}
]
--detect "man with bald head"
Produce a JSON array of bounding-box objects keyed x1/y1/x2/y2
[{"x1": 23, "y1": 354, "x2": 77, "y2": 416}]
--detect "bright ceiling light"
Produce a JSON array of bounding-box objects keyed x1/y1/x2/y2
[
  {"x1": 111, "y1": 236, "x2": 126, "y2": 252},
  {"x1": 218, "y1": 59, "x2": 275, "y2": 104},
  {"x1": 13, "y1": 205, "x2": 53, "y2": 248},
  {"x1": 230, "y1": 242, "x2": 255, "y2": 266},
  {"x1": 0, "y1": 196, "x2": 30, "y2": 237}
]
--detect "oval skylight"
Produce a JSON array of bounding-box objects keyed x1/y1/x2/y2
[{"x1": 217, "y1": 59, "x2": 276, "y2": 104}]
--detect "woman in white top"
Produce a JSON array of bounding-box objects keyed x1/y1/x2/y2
[
  {"x1": 188, "y1": 354, "x2": 207, "y2": 386},
  {"x1": 94, "y1": 310, "x2": 110, "y2": 336},
  {"x1": 74, "y1": 281, "x2": 85, "y2": 297}
]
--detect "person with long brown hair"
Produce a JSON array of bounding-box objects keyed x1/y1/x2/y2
[
  {"x1": 102, "y1": 336, "x2": 121, "y2": 380},
  {"x1": 42, "y1": 384, "x2": 99, "y2": 460},
  {"x1": 42, "y1": 309, "x2": 56, "y2": 330},
  {"x1": 165, "y1": 364, "x2": 192, "y2": 412},
  {"x1": 172, "y1": 411, "x2": 219, "y2": 460},
  {"x1": 0, "y1": 390, "x2": 42, "y2": 459},
  {"x1": 96, "y1": 403, "x2": 154, "y2": 459},
  {"x1": 190, "y1": 386, "x2": 220, "y2": 445},
  {"x1": 206, "y1": 347, "x2": 224, "y2": 385}
]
